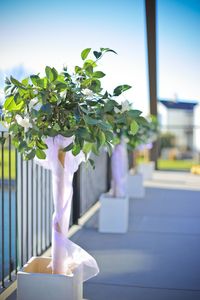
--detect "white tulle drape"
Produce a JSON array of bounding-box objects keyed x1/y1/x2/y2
[
  {"x1": 111, "y1": 139, "x2": 129, "y2": 197},
  {"x1": 35, "y1": 135, "x2": 99, "y2": 281}
]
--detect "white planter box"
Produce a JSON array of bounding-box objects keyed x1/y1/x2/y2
[
  {"x1": 99, "y1": 194, "x2": 129, "y2": 233},
  {"x1": 17, "y1": 257, "x2": 83, "y2": 300},
  {"x1": 127, "y1": 172, "x2": 145, "y2": 198},
  {"x1": 137, "y1": 161, "x2": 155, "y2": 180}
]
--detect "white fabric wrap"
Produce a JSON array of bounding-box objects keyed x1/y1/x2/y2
[
  {"x1": 35, "y1": 135, "x2": 99, "y2": 281},
  {"x1": 111, "y1": 139, "x2": 129, "y2": 197}
]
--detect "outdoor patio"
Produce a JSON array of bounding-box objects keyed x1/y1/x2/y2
[{"x1": 7, "y1": 170, "x2": 200, "y2": 300}]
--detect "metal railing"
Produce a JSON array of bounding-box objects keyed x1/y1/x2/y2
[
  {"x1": 16, "y1": 155, "x2": 53, "y2": 269},
  {"x1": 0, "y1": 132, "x2": 53, "y2": 292},
  {"x1": 0, "y1": 132, "x2": 108, "y2": 294},
  {"x1": 0, "y1": 132, "x2": 18, "y2": 290}
]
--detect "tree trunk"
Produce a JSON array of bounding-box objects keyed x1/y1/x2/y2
[
  {"x1": 111, "y1": 140, "x2": 128, "y2": 197},
  {"x1": 34, "y1": 135, "x2": 99, "y2": 280}
]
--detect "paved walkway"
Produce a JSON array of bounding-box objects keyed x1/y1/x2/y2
[
  {"x1": 7, "y1": 171, "x2": 200, "y2": 300},
  {"x1": 74, "y1": 171, "x2": 200, "y2": 300}
]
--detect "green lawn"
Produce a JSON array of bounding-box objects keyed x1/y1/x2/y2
[
  {"x1": 0, "y1": 149, "x2": 16, "y2": 180},
  {"x1": 137, "y1": 157, "x2": 198, "y2": 171},
  {"x1": 157, "y1": 159, "x2": 198, "y2": 171}
]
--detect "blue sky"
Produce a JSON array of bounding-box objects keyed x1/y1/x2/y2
[
  {"x1": 0, "y1": 0, "x2": 199, "y2": 114},
  {"x1": 157, "y1": 0, "x2": 200, "y2": 102}
]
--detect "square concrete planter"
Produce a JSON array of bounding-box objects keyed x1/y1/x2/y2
[
  {"x1": 99, "y1": 193, "x2": 129, "y2": 233},
  {"x1": 17, "y1": 257, "x2": 83, "y2": 300},
  {"x1": 137, "y1": 161, "x2": 155, "y2": 180},
  {"x1": 127, "y1": 172, "x2": 145, "y2": 198}
]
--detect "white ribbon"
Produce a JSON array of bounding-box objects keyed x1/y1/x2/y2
[{"x1": 35, "y1": 135, "x2": 99, "y2": 281}]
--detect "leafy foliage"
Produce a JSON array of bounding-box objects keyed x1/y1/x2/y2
[
  {"x1": 1, "y1": 48, "x2": 146, "y2": 160},
  {"x1": 158, "y1": 132, "x2": 176, "y2": 151},
  {"x1": 127, "y1": 115, "x2": 159, "y2": 150}
]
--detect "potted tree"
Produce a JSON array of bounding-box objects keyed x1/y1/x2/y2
[
  {"x1": 2, "y1": 48, "x2": 143, "y2": 299},
  {"x1": 98, "y1": 102, "x2": 146, "y2": 233},
  {"x1": 125, "y1": 115, "x2": 158, "y2": 197},
  {"x1": 134, "y1": 115, "x2": 158, "y2": 180}
]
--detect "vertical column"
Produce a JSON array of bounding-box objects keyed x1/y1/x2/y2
[
  {"x1": 145, "y1": 0, "x2": 158, "y2": 166},
  {"x1": 72, "y1": 170, "x2": 80, "y2": 225},
  {"x1": 1, "y1": 132, "x2": 5, "y2": 287}
]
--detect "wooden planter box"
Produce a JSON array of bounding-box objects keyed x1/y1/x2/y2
[
  {"x1": 99, "y1": 193, "x2": 129, "y2": 233},
  {"x1": 137, "y1": 161, "x2": 155, "y2": 180},
  {"x1": 127, "y1": 172, "x2": 145, "y2": 198},
  {"x1": 17, "y1": 257, "x2": 83, "y2": 300}
]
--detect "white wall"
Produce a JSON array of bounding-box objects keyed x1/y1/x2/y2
[{"x1": 158, "y1": 102, "x2": 168, "y2": 129}]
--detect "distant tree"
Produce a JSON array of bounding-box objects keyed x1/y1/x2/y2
[{"x1": 158, "y1": 132, "x2": 176, "y2": 154}]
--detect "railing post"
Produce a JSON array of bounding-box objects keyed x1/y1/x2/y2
[
  {"x1": 1, "y1": 132, "x2": 5, "y2": 288},
  {"x1": 145, "y1": 0, "x2": 159, "y2": 168},
  {"x1": 72, "y1": 170, "x2": 80, "y2": 225},
  {"x1": 106, "y1": 154, "x2": 111, "y2": 192}
]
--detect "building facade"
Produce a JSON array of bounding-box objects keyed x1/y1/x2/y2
[{"x1": 158, "y1": 99, "x2": 199, "y2": 157}]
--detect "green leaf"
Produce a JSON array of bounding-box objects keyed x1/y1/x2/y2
[
  {"x1": 36, "y1": 140, "x2": 48, "y2": 150},
  {"x1": 113, "y1": 84, "x2": 132, "y2": 96},
  {"x1": 98, "y1": 131, "x2": 106, "y2": 146},
  {"x1": 116, "y1": 114, "x2": 126, "y2": 124},
  {"x1": 10, "y1": 76, "x2": 24, "y2": 88},
  {"x1": 83, "y1": 142, "x2": 93, "y2": 155},
  {"x1": 5, "y1": 77, "x2": 11, "y2": 85},
  {"x1": 30, "y1": 75, "x2": 47, "y2": 88},
  {"x1": 75, "y1": 66, "x2": 82, "y2": 74},
  {"x1": 83, "y1": 59, "x2": 97, "y2": 68},
  {"x1": 45, "y1": 66, "x2": 58, "y2": 82},
  {"x1": 106, "y1": 114, "x2": 115, "y2": 125},
  {"x1": 93, "y1": 51, "x2": 102, "y2": 59},
  {"x1": 46, "y1": 128, "x2": 57, "y2": 137},
  {"x1": 22, "y1": 77, "x2": 29, "y2": 86},
  {"x1": 4, "y1": 96, "x2": 15, "y2": 110},
  {"x1": 30, "y1": 75, "x2": 40, "y2": 86},
  {"x1": 97, "y1": 121, "x2": 112, "y2": 131},
  {"x1": 104, "y1": 100, "x2": 114, "y2": 112},
  {"x1": 100, "y1": 48, "x2": 117, "y2": 55},
  {"x1": 81, "y1": 48, "x2": 91, "y2": 60},
  {"x1": 18, "y1": 141, "x2": 27, "y2": 152},
  {"x1": 9, "y1": 123, "x2": 19, "y2": 134},
  {"x1": 136, "y1": 116, "x2": 148, "y2": 125},
  {"x1": 53, "y1": 123, "x2": 61, "y2": 131},
  {"x1": 14, "y1": 93, "x2": 22, "y2": 105},
  {"x1": 104, "y1": 130, "x2": 114, "y2": 141},
  {"x1": 86, "y1": 100, "x2": 97, "y2": 106},
  {"x1": 79, "y1": 105, "x2": 90, "y2": 114},
  {"x1": 92, "y1": 143, "x2": 99, "y2": 155},
  {"x1": 61, "y1": 130, "x2": 75, "y2": 137},
  {"x1": 63, "y1": 142, "x2": 74, "y2": 152},
  {"x1": 76, "y1": 127, "x2": 92, "y2": 142},
  {"x1": 4, "y1": 95, "x2": 24, "y2": 111},
  {"x1": 93, "y1": 71, "x2": 105, "y2": 78},
  {"x1": 72, "y1": 143, "x2": 81, "y2": 156},
  {"x1": 130, "y1": 120, "x2": 139, "y2": 135},
  {"x1": 106, "y1": 142, "x2": 113, "y2": 156},
  {"x1": 89, "y1": 79, "x2": 101, "y2": 93},
  {"x1": 84, "y1": 115, "x2": 100, "y2": 125},
  {"x1": 26, "y1": 149, "x2": 36, "y2": 160},
  {"x1": 85, "y1": 64, "x2": 93, "y2": 75},
  {"x1": 56, "y1": 82, "x2": 68, "y2": 90},
  {"x1": 36, "y1": 149, "x2": 46, "y2": 159},
  {"x1": 127, "y1": 110, "x2": 142, "y2": 118},
  {"x1": 88, "y1": 158, "x2": 95, "y2": 169}
]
